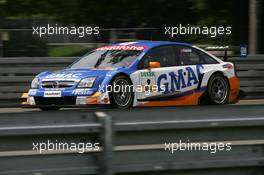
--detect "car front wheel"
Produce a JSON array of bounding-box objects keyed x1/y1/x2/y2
[{"x1": 109, "y1": 75, "x2": 134, "y2": 109}]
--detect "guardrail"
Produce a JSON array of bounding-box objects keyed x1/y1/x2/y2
[
  {"x1": 0, "y1": 110, "x2": 263, "y2": 174},
  {"x1": 0, "y1": 57, "x2": 76, "y2": 107},
  {"x1": 229, "y1": 56, "x2": 264, "y2": 99},
  {"x1": 0, "y1": 56, "x2": 264, "y2": 107}
]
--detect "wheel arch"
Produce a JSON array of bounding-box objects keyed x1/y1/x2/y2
[
  {"x1": 198, "y1": 70, "x2": 230, "y2": 104},
  {"x1": 201, "y1": 70, "x2": 230, "y2": 89},
  {"x1": 110, "y1": 72, "x2": 133, "y2": 85}
]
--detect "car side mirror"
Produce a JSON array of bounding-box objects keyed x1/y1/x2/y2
[{"x1": 148, "y1": 61, "x2": 160, "y2": 69}]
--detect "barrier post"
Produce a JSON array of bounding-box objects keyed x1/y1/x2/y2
[{"x1": 96, "y1": 112, "x2": 114, "y2": 175}]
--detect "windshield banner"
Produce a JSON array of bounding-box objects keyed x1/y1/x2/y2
[{"x1": 96, "y1": 45, "x2": 146, "y2": 51}]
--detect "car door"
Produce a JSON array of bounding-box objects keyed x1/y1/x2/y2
[
  {"x1": 174, "y1": 45, "x2": 204, "y2": 93},
  {"x1": 135, "y1": 45, "x2": 187, "y2": 101}
]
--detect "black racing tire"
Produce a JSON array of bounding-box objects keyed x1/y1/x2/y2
[
  {"x1": 39, "y1": 107, "x2": 61, "y2": 111},
  {"x1": 206, "y1": 73, "x2": 230, "y2": 105},
  {"x1": 109, "y1": 75, "x2": 134, "y2": 109}
]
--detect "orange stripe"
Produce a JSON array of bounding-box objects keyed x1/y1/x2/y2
[
  {"x1": 21, "y1": 92, "x2": 29, "y2": 105},
  {"x1": 228, "y1": 76, "x2": 240, "y2": 103},
  {"x1": 142, "y1": 91, "x2": 203, "y2": 107},
  {"x1": 21, "y1": 93, "x2": 28, "y2": 98},
  {"x1": 86, "y1": 92, "x2": 101, "y2": 104},
  {"x1": 86, "y1": 99, "x2": 98, "y2": 104},
  {"x1": 21, "y1": 101, "x2": 28, "y2": 105}
]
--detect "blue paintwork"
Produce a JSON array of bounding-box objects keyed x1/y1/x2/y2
[{"x1": 29, "y1": 41, "x2": 194, "y2": 97}]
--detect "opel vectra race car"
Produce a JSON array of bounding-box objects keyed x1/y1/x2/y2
[{"x1": 26, "y1": 41, "x2": 240, "y2": 110}]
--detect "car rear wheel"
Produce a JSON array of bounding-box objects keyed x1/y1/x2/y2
[
  {"x1": 109, "y1": 75, "x2": 134, "y2": 109},
  {"x1": 207, "y1": 73, "x2": 229, "y2": 104}
]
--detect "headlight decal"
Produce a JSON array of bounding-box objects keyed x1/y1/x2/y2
[
  {"x1": 78, "y1": 77, "x2": 97, "y2": 88},
  {"x1": 31, "y1": 77, "x2": 39, "y2": 89}
]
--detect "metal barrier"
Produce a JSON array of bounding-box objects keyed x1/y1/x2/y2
[
  {"x1": 0, "y1": 56, "x2": 264, "y2": 107},
  {"x1": 0, "y1": 110, "x2": 263, "y2": 174},
  {"x1": 0, "y1": 57, "x2": 76, "y2": 107},
  {"x1": 229, "y1": 56, "x2": 264, "y2": 99}
]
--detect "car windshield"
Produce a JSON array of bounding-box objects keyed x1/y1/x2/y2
[{"x1": 70, "y1": 49, "x2": 142, "y2": 69}]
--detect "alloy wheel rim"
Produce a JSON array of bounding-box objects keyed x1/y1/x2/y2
[
  {"x1": 113, "y1": 79, "x2": 132, "y2": 107},
  {"x1": 211, "y1": 77, "x2": 228, "y2": 104}
]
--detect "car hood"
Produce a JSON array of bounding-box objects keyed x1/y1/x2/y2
[{"x1": 38, "y1": 68, "x2": 112, "y2": 81}]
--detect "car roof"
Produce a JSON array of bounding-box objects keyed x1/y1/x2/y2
[{"x1": 113, "y1": 41, "x2": 193, "y2": 51}]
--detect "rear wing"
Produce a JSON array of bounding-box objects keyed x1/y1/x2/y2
[{"x1": 203, "y1": 45, "x2": 246, "y2": 61}]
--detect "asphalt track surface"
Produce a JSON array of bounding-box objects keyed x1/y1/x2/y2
[{"x1": 0, "y1": 99, "x2": 263, "y2": 120}]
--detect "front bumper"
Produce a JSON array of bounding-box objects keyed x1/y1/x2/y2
[{"x1": 25, "y1": 89, "x2": 110, "y2": 107}]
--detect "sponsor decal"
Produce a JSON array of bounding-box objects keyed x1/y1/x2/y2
[
  {"x1": 44, "y1": 91, "x2": 62, "y2": 97},
  {"x1": 72, "y1": 89, "x2": 94, "y2": 96},
  {"x1": 96, "y1": 45, "x2": 146, "y2": 51},
  {"x1": 157, "y1": 65, "x2": 204, "y2": 93},
  {"x1": 98, "y1": 93, "x2": 110, "y2": 104},
  {"x1": 45, "y1": 73, "x2": 82, "y2": 79},
  {"x1": 28, "y1": 89, "x2": 37, "y2": 96},
  {"x1": 76, "y1": 96, "x2": 87, "y2": 105},
  {"x1": 140, "y1": 71, "x2": 155, "y2": 77},
  {"x1": 103, "y1": 97, "x2": 109, "y2": 103},
  {"x1": 140, "y1": 71, "x2": 157, "y2": 96},
  {"x1": 28, "y1": 97, "x2": 35, "y2": 105}
]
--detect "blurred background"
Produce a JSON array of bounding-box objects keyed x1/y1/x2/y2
[{"x1": 0, "y1": 0, "x2": 263, "y2": 57}]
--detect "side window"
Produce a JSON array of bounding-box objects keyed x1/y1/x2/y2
[
  {"x1": 175, "y1": 46, "x2": 218, "y2": 65},
  {"x1": 139, "y1": 46, "x2": 176, "y2": 68},
  {"x1": 198, "y1": 51, "x2": 218, "y2": 64},
  {"x1": 177, "y1": 46, "x2": 201, "y2": 65}
]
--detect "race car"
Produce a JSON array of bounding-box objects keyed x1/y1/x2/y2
[{"x1": 26, "y1": 41, "x2": 240, "y2": 110}]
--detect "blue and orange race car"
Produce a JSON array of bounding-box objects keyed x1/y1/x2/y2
[{"x1": 25, "y1": 41, "x2": 240, "y2": 110}]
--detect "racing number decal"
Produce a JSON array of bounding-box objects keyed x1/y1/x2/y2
[
  {"x1": 136, "y1": 65, "x2": 204, "y2": 100},
  {"x1": 139, "y1": 71, "x2": 157, "y2": 99}
]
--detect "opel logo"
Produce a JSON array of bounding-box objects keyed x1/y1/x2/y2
[{"x1": 52, "y1": 81, "x2": 59, "y2": 88}]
